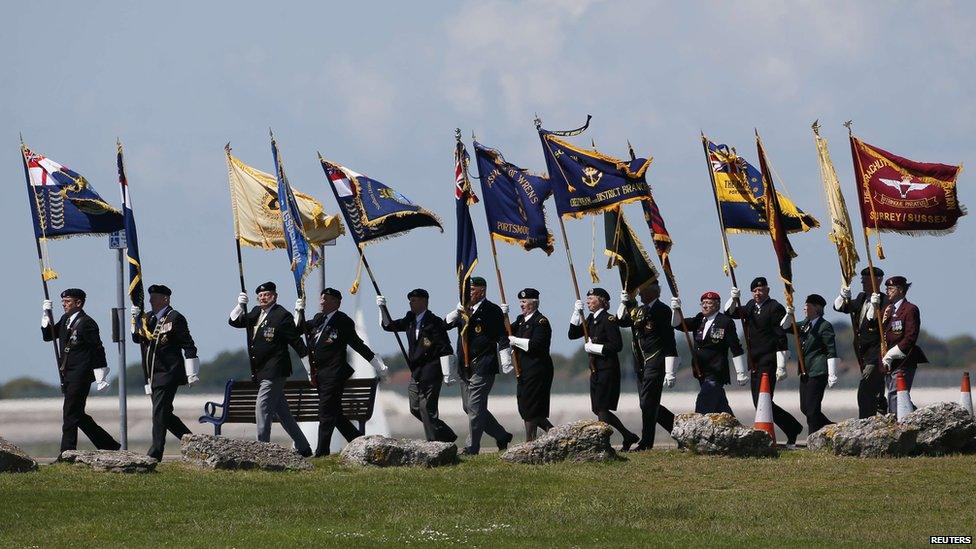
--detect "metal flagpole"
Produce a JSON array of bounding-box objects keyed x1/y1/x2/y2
[
  {"x1": 700, "y1": 132, "x2": 756, "y2": 373},
  {"x1": 225, "y1": 145, "x2": 258, "y2": 381}
]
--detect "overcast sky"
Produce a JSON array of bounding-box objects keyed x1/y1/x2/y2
[{"x1": 2, "y1": 1, "x2": 973, "y2": 384}]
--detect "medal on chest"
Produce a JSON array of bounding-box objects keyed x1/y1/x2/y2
[
  {"x1": 323, "y1": 328, "x2": 338, "y2": 345},
  {"x1": 891, "y1": 319, "x2": 904, "y2": 333},
  {"x1": 262, "y1": 326, "x2": 276, "y2": 342},
  {"x1": 421, "y1": 336, "x2": 432, "y2": 348},
  {"x1": 709, "y1": 326, "x2": 725, "y2": 341}
]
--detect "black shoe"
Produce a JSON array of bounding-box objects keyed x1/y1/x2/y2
[
  {"x1": 459, "y1": 447, "x2": 479, "y2": 456},
  {"x1": 496, "y1": 432, "x2": 514, "y2": 451},
  {"x1": 621, "y1": 433, "x2": 640, "y2": 452},
  {"x1": 632, "y1": 443, "x2": 650, "y2": 452},
  {"x1": 786, "y1": 430, "x2": 800, "y2": 448},
  {"x1": 147, "y1": 452, "x2": 162, "y2": 462},
  {"x1": 298, "y1": 448, "x2": 313, "y2": 458},
  {"x1": 313, "y1": 451, "x2": 330, "y2": 458}
]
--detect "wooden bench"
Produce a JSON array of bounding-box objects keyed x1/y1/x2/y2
[{"x1": 198, "y1": 378, "x2": 379, "y2": 436}]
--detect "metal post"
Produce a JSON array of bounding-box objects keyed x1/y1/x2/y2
[{"x1": 115, "y1": 246, "x2": 128, "y2": 449}]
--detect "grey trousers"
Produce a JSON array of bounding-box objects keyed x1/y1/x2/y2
[
  {"x1": 408, "y1": 378, "x2": 456, "y2": 442},
  {"x1": 256, "y1": 377, "x2": 311, "y2": 453},
  {"x1": 885, "y1": 367, "x2": 917, "y2": 414},
  {"x1": 459, "y1": 372, "x2": 510, "y2": 452}
]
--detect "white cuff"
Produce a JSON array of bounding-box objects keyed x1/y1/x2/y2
[
  {"x1": 664, "y1": 356, "x2": 679, "y2": 376},
  {"x1": 732, "y1": 354, "x2": 748, "y2": 377},
  {"x1": 776, "y1": 350, "x2": 789, "y2": 370},
  {"x1": 833, "y1": 294, "x2": 846, "y2": 311},
  {"x1": 827, "y1": 357, "x2": 839, "y2": 378},
  {"x1": 884, "y1": 345, "x2": 906, "y2": 362},
  {"x1": 779, "y1": 313, "x2": 794, "y2": 330},
  {"x1": 184, "y1": 357, "x2": 200, "y2": 378},
  {"x1": 509, "y1": 336, "x2": 530, "y2": 352},
  {"x1": 615, "y1": 302, "x2": 627, "y2": 319},
  {"x1": 41, "y1": 314, "x2": 50, "y2": 329},
  {"x1": 93, "y1": 366, "x2": 110, "y2": 383},
  {"x1": 445, "y1": 309, "x2": 459, "y2": 324},
  {"x1": 723, "y1": 296, "x2": 737, "y2": 314},
  {"x1": 229, "y1": 304, "x2": 244, "y2": 321}
]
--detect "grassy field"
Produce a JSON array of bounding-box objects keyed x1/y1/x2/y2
[{"x1": 1, "y1": 451, "x2": 974, "y2": 547}]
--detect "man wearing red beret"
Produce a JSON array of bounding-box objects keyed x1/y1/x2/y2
[{"x1": 880, "y1": 276, "x2": 928, "y2": 413}]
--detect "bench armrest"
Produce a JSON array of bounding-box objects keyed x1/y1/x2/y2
[{"x1": 203, "y1": 401, "x2": 224, "y2": 418}]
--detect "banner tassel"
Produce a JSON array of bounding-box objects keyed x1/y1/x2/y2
[
  {"x1": 349, "y1": 254, "x2": 363, "y2": 295},
  {"x1": 588, "y1": 216, "x2": 600, "y2": 283}
]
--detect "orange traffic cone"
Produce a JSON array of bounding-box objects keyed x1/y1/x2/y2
[
  {"x1": 753, "y1": 372, "x2": 776, "y2": 443},
  {"x1": 960, "y1": 372, "x2": 973, "y2": 416},
  {"x1": 895, "y1": 371, "x2": 913, "y2": 422}
]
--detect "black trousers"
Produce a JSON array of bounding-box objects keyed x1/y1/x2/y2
[
  {"x1": 750, "y1": 359, "x2": 803, "y2": 439},
  {"x1": 408, "y1": 378, "x2": 456, "y2": 443},
  {"x1": 61, "y1": 381, "x2": 120, "y2": 453},
  {"x1": 857, "y1": 364, "x2": 887, "y2": 418},
  {"x1": 799, "y1": 374, "x2": 832, "y2": 434},
  {"x1": 315, "y1": 373, "x2": 362, "y2": 456},
  {"x1": 148, "y1": 384, "x2": 192, "y2": 460},
  {"x1": 636, "y1": 356, "x2": 674, "y2": 448},
  {"x1": 696, "y1": 377, "x2": 733, "y2": 415}
]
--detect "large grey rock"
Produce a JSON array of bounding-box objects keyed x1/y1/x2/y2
[
  {"x1": 671, "y1": 413, "x2": 777, "y2": 458},
  {"x1": 58, "y1": 450, "x2": 157, "y2": 473},
  {"x1": 0, "y1": 437, "x2": 38, "y2": 473},
  {"x1": 180, "y1": 434, "x2": 312, "y2": 471},
  {"x1": 902, "y1": 402, "x2": 976, "y2": 455},
  {"x1": 807, "y1": 415, "x2": 918, "y2": 457},
  {"x1": 501, "y1": 420, "x2": 619, "y2": 464},
  {"x1": 340, "y1": 435, "x2": 457, "y2": 468}
]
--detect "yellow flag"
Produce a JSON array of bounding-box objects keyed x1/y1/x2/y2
[
  {"x1": 813, "y1": 124, "x2": 859, "y2": 285},
  {"x1": 226, "y1": 150, "x2": 343, "y2": 248}
]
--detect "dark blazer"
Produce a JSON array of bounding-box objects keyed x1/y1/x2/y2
[
  {"x1": 299, "y1": 309, "x2": 374, "y2": 379},
  {"x1": 133, "y1": 307, "x2": 198, "y2": 388},
  {"x1": 883, "y1": 299, "x2": 928, "y2": 369},
  {"x1": 42, "y1": 310, "x2": 107, "y2": 385},
  {"x1": 835, "y1": 291, "x2": 888, "y2": 367},
  {"x1": 619, "y1": 299, "x2": 678, "y2": 375},
  {"x1": 727, "y1": 298, "x2": 788, "y2": 360},
  {"x1": 511, "y1": 311, "x2": 553, "y2": 377},
  {"x1": 228, "y1": 304, "x2": 307, "y2": 380},
  {"x1": 795, "y1": 317, "x2": 837, "y2": 378},
  {"x1": 382, "y1": 310, "x2": 453, "y2": 383},
  {"x1": 676, "y1": 313, "x2": 743, "y2": 385},
  {"x1": 568, "y1": 310, "x2": 623, "y2": 372},
  {"x1": 446, "y1": 299, "x2": 508, "y2": 377}
]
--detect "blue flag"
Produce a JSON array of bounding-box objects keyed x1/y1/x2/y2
[
  {"x1": 23, "y1": 144, "x2": 123, "y2": 241},
  {"x1": 455, "y1": 140, "x2": 479, "y2": 304},
  {"x1": 538, "y1": 129, "x2": 651, "y2": 218},
  {"x1": 706, "y1": 139, "x2": 819, "y2": 234},
  {"x1": 117, "y1": 142, "x2": 151, "y2": 338},
  {"x1": 271, "y1": 133, "x2": 320, "y2": 294},
  {"x1": 319, "y1": 155, "x2": 443, "y2": 247},
  {"x1": 473, "y1": 141, "x2": 554, "y2": 255}
]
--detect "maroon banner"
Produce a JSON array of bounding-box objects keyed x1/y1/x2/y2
[{"x1": 850, "y1": 136, "x2": 965, "y2": 234}]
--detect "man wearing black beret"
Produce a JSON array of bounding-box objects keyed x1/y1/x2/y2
[
  {"x1": 725, "y1": 276, "x2": 803, "y2": 447},
  {"x1": 781, "y1": 294, "x2": 837, "y2": 435},
  {"x1": 296, "y1": 287, "x2": 389, "y2": 456},
  {"x1": 41, "y1": 288, "x2": 121, "y2": 454},
  {"x1": 229, "y1": 281, "x2": 312, "y2": 456},
  {"x1": 131, "y1": 284, "x2": 199, "y2": 460},
  {"x1": 833, "y1": 266, "x2": 889, "y2": 417},
  {"x1": 377, "y1": 288, "x2": 457, "y2": 443}
]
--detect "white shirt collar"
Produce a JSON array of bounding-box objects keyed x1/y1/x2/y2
[
  {"x1": 592, "y1": 308, "x2": 605, "y2": 318},
  {"x1": 415, "y1": 309, "x2": 427, "y2": 323},
  {"x1": 322, "y1": 309, "x2": 337, "y2": 325},
  {"x1": 524, "y1": 312, "x2": 535, "y2": 322},
  {"x1": 67, "y1": 311, "x2": 81, "y2": 326},
  {"x1": 154, "y1": 306, "x2": 171, "y2": 323},
  {"x1": 892, "y1": 299, "x2": 904, "y2": 311},
  {"x1": 470, "y1": 299, "x2": 484, "y2": 313}
]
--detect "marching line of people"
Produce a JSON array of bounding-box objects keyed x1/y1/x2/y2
[{"x1": 39, "y1": 265, "x2": 927, "y2": 458}]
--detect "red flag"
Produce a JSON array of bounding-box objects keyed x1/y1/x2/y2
[
  {"x1": 850, "y1": 136, "x2": 965, "y2": 235},
  {"x1": 756, "y1": 133, "x2": 796, "y2": 300}
]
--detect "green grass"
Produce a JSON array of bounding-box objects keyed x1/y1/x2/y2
[{"x1": 1, "y1": 451, "x2": 974, "y2": 547}]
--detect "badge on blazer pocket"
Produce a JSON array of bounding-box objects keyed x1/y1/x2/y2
[
  {"x1": 891, "y1": 320, "x2": 903, "y2": 332},
  {"x1": 421, "y1": 336, "x2": 431, "y2": 348},
  {"x1": 263, "y1": 326, "x2": 276, "y2": 341},
  {"x1": 159, "y1": 322, "x2": 173, "y2": 334},
  {"x1": 474, "y1": 324, "x2": 483, "y2": 334},
  {"x1": 709, "y1": 327, "x2": 725, "y2": 340}
]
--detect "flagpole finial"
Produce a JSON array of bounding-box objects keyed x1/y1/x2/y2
[
  {"x1": 225, "y1": 142, "x2": 232, "y2": 153},
  {"x1": 811, "y1": 119, "x2": 821, "y2": 134},
  {"x1": 843, "y1": 120, "x2": 854, "y2": 134},
  {"x1": 455, "y1": 127, "x2": 462, "y2": 142},
  {"x1": 533, "y1": 114, "x2": 542, "y2": 129},
  {"x1": 471, "y1": 130, "x2": 477, "y2": 141}
]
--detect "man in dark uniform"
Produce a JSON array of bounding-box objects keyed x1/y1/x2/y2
[
  {"x1": 130, "y1": 284, "x2": 199, "y2": 461},
  {"x1": 725, "y1": 277, "x2": 803, "y2": 446},
  {"x1": 229, "y1": 281, "x2": 312, "y2": 456},
  {"x1": 880, "y1": 276, "x2": 928, "y2": 413},
  {"x1": 780, "y1": 294, "x2": 837, "y2": 434},
  {"x1": 617, "y1": 282, "x2": 678, "y2": 450},
  {"x1": 569, "y1": 287, "x2": 639, "y2": 451},
  {"x1": 833, "y1": 266, "x2": 888, "y2": 418},
  {"x1": 444, "y1": 277, "x2": 513, "y2": 455},
  {"x1": 508, "y1": 288, "x2": 554, "y2": 442},
  {"x1": 377, "y1": 289, "x2": 457, "y2": 443},
  {"x1": 296, "y1": 287, "x2": 389, "y2": 456},
  {"x1": 41, "y1": 288, "x2": 121, "y2": 454},
  {"x1": 671, "y1": 292, "x2": 748, "y2": 415}
]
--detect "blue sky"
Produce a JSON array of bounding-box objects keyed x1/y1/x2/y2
[{"x1": 2, "y1": 1, "x2": 973, "y2": 383}]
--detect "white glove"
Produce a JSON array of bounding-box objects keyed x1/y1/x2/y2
[
  {"x1": 376, "y1": 295, "x2": 387, "y2": 307},
  {"x1": 238, "y1": 292, "x2": 249, "y2": 305},
  {"x1": 499, "y1": 347, "x2": 513, "y2": 374},
  {"x1": 131, "y1": 305, "x2": 141, "y2": 318},
  {"x1": 670, "y1": 297, "x2": 682, "y2": 327},
  {"x1": 779, "y1": 309, "x2": 794, "y2": 330},
  {"x1": 42, "y1": 299, "x2": 53, "y2": 312},
  {"x1": 301, "y1": 357, "x2": 313, "y2": 380},
  {"x1": 508, "y1": 335, "x2": 529, "y2": 351},
  {"x1": 882, "y1": 344, "x2": 906, "y2": 367},
  {"x1": 444, "y1": 308, "x2": 460, "y2": 324},
  {"x1": 664, "y1": 356, "x2": 679, "y2": 389},
  {"x1": 184, "y1": 357, "x2": 200, "y2": 386},
  {"x1": 584, "y1": 339, "x2": 604, "y2": 356},
  {"x1": 441, "y1": 355, "x2": 458, "y2": 386},
  {"x1": 827, "y1": 357, "x2": 839, "y2": 388},
  {"x1": 730, "y1": 287, "x2": 741, "y2": 299},
  {"x1": 776, "y1": 350, "x2": 789, "y2": 381},
  {"x1": 570, "y1": 300, "x2": 583, "y2": 326},
  {"x1": 620, "y1": 290, "x2": 630, "y2": 303},
  {"x1": 732, "y1": 355, "x2": 749, "y2": 386},
  {"x1": 670, "y1": 297, "x2": 681, "y2": 310},
  {"x1": 833, "y1": 291, "x2": 846, "y2": 311},
  {"x1": 500, "y1": 303, "x2": 509, "y2": 315},
  {"x1": 41, "y1": 300, "x2": 53, "y2": 328},
  {"x1": 93, "y1": 367, "x2": 111, "y2": 392},
  {"x1": 370, "y1": 356, "x2": 389, "y2": 381},
  {"x1": 295, "y1": 297, "x2": 305, "y2": 312},
  {"x1": 615, "y1": 300, "x2": 628, "y2": 320},
  {"x1": 840, "y1": 286, "x2": 851, "y2": 300}
]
